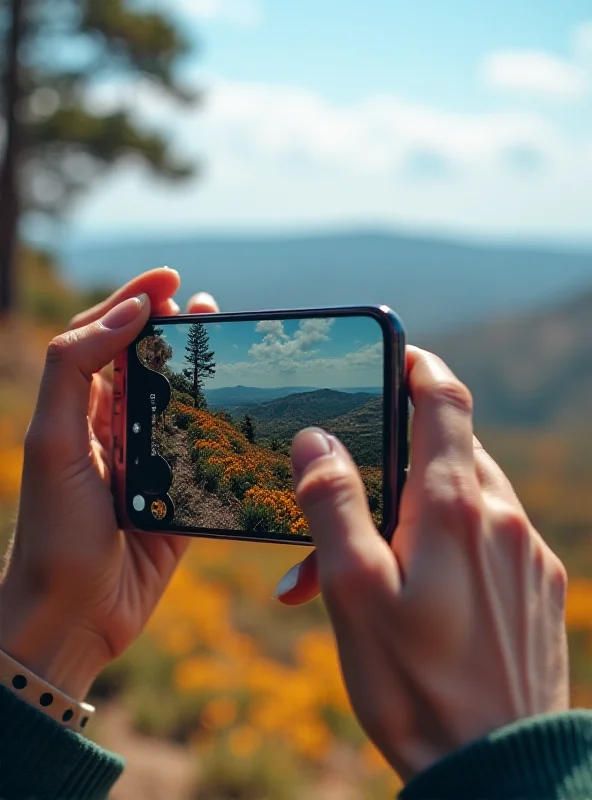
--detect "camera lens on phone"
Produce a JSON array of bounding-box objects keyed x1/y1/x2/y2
[
  {"x1": 149, "y1": 494, "x2": 175, "y2": 527},
  {"x1": 136, "y1": 455, "x2": 173, "y2": 496}
]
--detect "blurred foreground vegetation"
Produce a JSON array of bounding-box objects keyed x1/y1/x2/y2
[{"x1": 0, "y1": 248, "x2": 591, "y2": 798}]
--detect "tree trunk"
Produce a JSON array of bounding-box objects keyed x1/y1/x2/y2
[{"x1": 0, "y1": 0, "x2": 24, "y2": 316}]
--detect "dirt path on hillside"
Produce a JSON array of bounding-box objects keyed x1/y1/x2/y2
[{"x1": 168, "y1": 426, "x2": 240, "y2": 530}]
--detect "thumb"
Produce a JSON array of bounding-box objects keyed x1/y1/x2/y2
[
  {"x1": 291, "y1": 428, "x2": 401, "y2": 613},
  {"x1": 27, "y1": 294, "x2": 151, "y2": 468}
]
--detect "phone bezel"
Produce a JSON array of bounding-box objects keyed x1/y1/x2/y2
[{"x1": 113, "y1": 305, "x2": 407, "y2": 546}]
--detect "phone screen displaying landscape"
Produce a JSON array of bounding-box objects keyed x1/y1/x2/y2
[{"x1": 135, "y1": 315, "x2": 385, "y2": 540}]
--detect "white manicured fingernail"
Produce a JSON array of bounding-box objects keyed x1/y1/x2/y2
[{"x1": 273, "y1": 562, "x2": 302, "y2": 599}]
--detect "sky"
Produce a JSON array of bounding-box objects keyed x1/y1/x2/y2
[
  {"x1": 159, "y1": 316, "x2": 385, "y2": 389},
  {"x1": 62, "y1": 0, "x2": 592, "y2": 245}
]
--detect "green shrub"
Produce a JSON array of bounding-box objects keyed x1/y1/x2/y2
[
  {"x1": 171, "y1": 389, "x2": 195, "y2": 407},
  {"x1": 239, "y1": 501, "x2": 289, "y2": 535},
  {"x1": 272, "y1": 461, "x2": 292, "y2": 489},
  {"x1": 197, "y1": 460, "x2": 225, "y2": 493},
  {"x1": 174, "y1": 406, "x2": 195, "y2": 430},
  {"x1": 227, "y1": 470, "x2": 257, "y2": 501},
  {"x1": 187, "y1": 421, "x2": 207, "y2": 446}
]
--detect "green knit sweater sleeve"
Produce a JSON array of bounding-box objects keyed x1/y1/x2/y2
[
  {"x1": 0, "y1": 685, "x2": 123, "y2": 800},
  {"x1": 399, "y1": 710, "x2": 592, "y2": 799}
]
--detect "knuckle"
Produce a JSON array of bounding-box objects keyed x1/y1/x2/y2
[
  {"x1": 24, "y1": 423, "x2": 54, "y2": 465},
  {"x1": 322, "y1": 552, "x2": 387, "y2": 609},
  {"x1": 495, "y1": 506, "x2": 532, "y2": 543},
  {"x1": 45, "y1": 332, "x2": 77, "y2": 367},
  {"x1": 424, "y1": 470, "x2": 483, "y2": 537},
  {"x1": 431, "y1": 379, "x2": 473, "y2": 414},
  {"x1": 296, "y1": 464, "x2": 361, "y2": 513},
  {"x1": 549, "y1": 553, "x2": 568, "y2": 598},
  {"x1": 24, "y1": 421, "x2": 65, "y2": 465}
]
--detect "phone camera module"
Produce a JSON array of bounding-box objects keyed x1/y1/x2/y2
[
  {"x1": 136, "y1": 454, "x2": 173, "y2": 496},
  {"x1": 151, "y1": 499, "x2": 168, "y2": 521}
]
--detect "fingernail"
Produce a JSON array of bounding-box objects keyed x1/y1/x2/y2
[
  {"x1": 273, "y1": 562, "x2": 302, "y2": 599},
  {"x1": 191, "y1": 292, "x2": 218, "y2": 309},
  {"x1": 291, "y1": 427, "x2": 334, "y2": 485},
  {"x1": 101, "y1": 294, "x2": 148, "y2": 330}
]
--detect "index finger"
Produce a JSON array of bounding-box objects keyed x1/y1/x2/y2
[
  {"x1": 406, "y1": 346, "x2": 475, "y2": 470},
  {"x1": 68, "y1": 267, "x2": 181, "y2": 330}
]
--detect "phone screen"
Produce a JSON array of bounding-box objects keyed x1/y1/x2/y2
[{"x1": 125, "y1": 312, "x2": 391, "y2": 543}]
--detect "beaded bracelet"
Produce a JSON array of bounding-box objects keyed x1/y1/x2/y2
[{"x1": 0, "y1": 648, "x2": 95, "y2": 731}]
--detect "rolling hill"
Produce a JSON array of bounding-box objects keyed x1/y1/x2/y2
[
  {"x1": 422, "y1": 289, "x2": 592, "y2": 430},
  {"x1": 62, "y1": 230, "x2": 592, "y2": 336},
  {"x1": 205, "y1": 385, "x2": 382, "y2": 409},
  {"x1": 232, "y1": 389, "x2": 377, "y2": 439},
  {"x1": 216, "y1": 288, "x2": 592, "y2": 458},
  {"x1": 202, "y1": 288, "x2": 592, "y2": 450},
  {"x1": 324, "y1": 398, "x2": 384, "y2": 466},
  {"x1": 205, "y1": 385, "x2": 317, "y2": 408},
  {"x1": 216, "y1": 389, "x2": 384, "y2": 467}
]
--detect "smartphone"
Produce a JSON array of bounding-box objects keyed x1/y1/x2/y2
[{"x1": 112, "y1": 306, "x2": 407, "y2": 545}]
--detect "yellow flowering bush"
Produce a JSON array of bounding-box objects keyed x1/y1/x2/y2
[
  {"x1": 169, "y1": 400, "x2": 385, "y2": 537},
  {"x1": 170, "y1": 402, "x2": 308, "y2": 535}
]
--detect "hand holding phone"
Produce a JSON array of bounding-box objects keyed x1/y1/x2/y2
[
  {"x1": 0, "y1": 270, "x2": 222, "y2": 701},
  {"x1": 113, "y1": 307, "x2": 407, "y2": 544}
]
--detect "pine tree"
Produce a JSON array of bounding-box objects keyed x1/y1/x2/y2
[
  {"x1": 0, "y1": 0, "x2": 199, "y2": 314},
  {"x1": 241, "y1": 414, "x2": 255, "y2": 444},
  {"x1": 183, "y1": 323, "x2": 216, "y2": 408}
]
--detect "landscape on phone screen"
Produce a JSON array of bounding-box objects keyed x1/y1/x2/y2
[{"x1": 136, "y1": 317, "x2": 384, "y2": 537}]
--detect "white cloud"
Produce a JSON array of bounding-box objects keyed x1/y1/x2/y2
[
  {"x1": 481, "y1": 50, "x2": 588, "y2": 100},
  {"x1": 218, "y1": 341, "x2": 383, "y2": 380},
  {"x1": 204, "y1": 79, "x2": 561, "y2": 175},
  {"x1": 84, "y1": 76, "x2": 564, "y2": 178},
  {"x1": 172, "y1": 0, "x2": 261, "y2": 28},
  {"x1": 70, "y1": 75, "x2": 592, "y2": 242},
  {"x1": 254, "y1": 320, "x2": 285, "y2": 336},
  {"x1": 248, "y1": 318, "x2": 334, "y2": 368}
]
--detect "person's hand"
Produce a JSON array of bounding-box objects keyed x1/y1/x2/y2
[
  {"x1": 274, "y1": 346, "x2": 569, "y2": 782},
  {"x1": 0, "y1": 269, "x2": 219, "y2": 701}
]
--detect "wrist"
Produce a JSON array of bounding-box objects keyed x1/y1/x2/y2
[{"x1": 0, "y1": 582, "x2": 109, "y2": 701}]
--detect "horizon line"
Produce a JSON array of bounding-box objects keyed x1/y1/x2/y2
[
  {"x1": 204, "y1": 384, "x2": 382, "y2": 391},
  {"x1": 51, "y1": 222, "x2": 592, "y2": 257}
]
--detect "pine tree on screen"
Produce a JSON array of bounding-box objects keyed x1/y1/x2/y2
[
  {"x1": 183, "y1": 323, "x2": 216, "y2": 408},
  {"x1": 241, "y1": 414, "x2": 255, "y2": 444}
]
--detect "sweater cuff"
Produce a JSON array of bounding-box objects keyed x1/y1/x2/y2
[
  {"x1": 0, "y1": 685, "x2": 123, "y2": 800},
  {"x1": 400, "y1": 710, "x2": 592, "y2": 800}
]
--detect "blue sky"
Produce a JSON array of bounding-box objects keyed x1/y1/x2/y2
[
  {"x1": 64, "y1": 1, "x2": 592, "y2": 244},
  {"x1": 157, "y1": 316, "x2": 384, "y2": 388}
]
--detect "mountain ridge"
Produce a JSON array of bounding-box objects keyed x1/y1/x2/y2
[
  {"x1": 229, "y1": 388, "x2": 376, "y2": 429},
  {"x1": 422, "y1": 289, "x2": 592, "y2": 429},
  {"x1": 62, "y1": 229, "x2": 592, "y2": 336}
]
